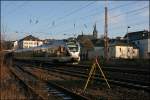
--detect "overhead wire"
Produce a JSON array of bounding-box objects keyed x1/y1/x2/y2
[
  {"x1": 35, "y1": 1, "x2": 96, "y2": 32},
  {"x1": 4, "y1": 1, "x2": 28, "y2": 16},
  {"x1": 42, "y1": 1, "x2": 142, "y2": 32},
  {"x1": 55, "y1": 5, "x2": 149, "y2": 35},
  {"x1": 109, "y1": 5, "x2": 149, "y2": 20}
]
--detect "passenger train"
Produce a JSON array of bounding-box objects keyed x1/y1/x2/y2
[{"x1": 13, "y1": 38, "x2": 80, "y2": 63}]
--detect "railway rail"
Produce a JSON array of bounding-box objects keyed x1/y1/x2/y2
[
  {"x1": 14, "y1": 60, "x2": 150, "y2": 92},
  {"x1": 11, "y1": 62, "x2": 89, "y2": 100},
  {"x1": 15, "y1": 59, "x2": 150, "y2": 75},
  {"x1": 40, "y1": 67, "x2": 150, "y2": 92},
  {"x1": 8, "y1": 66, "x2": 44, "y2": 100}
]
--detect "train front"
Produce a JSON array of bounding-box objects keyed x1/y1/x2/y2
[{"x1": 66, "y1": 39, "x2": 80, "y2": 63}]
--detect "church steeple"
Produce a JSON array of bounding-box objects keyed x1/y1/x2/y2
[{"x1": 93, "y1": 23, "x2": 98, "y2": 39}]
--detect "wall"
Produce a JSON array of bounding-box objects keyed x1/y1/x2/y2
[
  {"x1": 134, "y1": 39, "x2": 149, "y2": 59},
  {"x1": 22, "y1": 40, "x2": 43, "y2": 48},
  {"x1": 148, "y1": 39, "x2": 150, "y2": 53},
  {"x1": 80, "y1": 45, "x2": 139, "y2": 60},
  {"x1": 133, "y1": 49, "x2": 139, "y2": 58},
  {"x1": 116, "y1": 46, "x2": 133, "y2": 59}
]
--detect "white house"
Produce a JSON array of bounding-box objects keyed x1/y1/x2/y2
[
  {"x1": 108, "y1": 43, "x2": 139, "y2": 59},
  {"x1": 18, "y1": 35, "x2": 43, "y2": 49},
  {"x1": 86, "y1": 40, "x2": 139, "y2": 60},
  {"x1": 13, "y1": 41, "x2": 18, "y2": 50}
]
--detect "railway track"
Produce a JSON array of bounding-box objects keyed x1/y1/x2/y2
[
  {"x1": 11, "y1": 63, "x2": 89, "y2": 100},
  {"x1": 13, "y1": 60, "x2": 150, "y2": 92},
  {"x1": 15, "y1": 61, "x2": 150, "y2": 92},
  {"x1": 8, "y1": 66, "x2": 44, "y2": 100},
  {"x1": 40, "y1": 66, "x2": 150, "y2": 92}
]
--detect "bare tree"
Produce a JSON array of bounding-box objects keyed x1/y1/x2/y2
[{"x1": 1, "y1": 23, "x2": 8, "y2": 50}]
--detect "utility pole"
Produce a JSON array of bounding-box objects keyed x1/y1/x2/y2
[
  {"x1": 104, "y1": 0, "x2": 109, "y2": 61},
  {"x1": 0, "y1": 32, "x2": 1, "y2": 51}
]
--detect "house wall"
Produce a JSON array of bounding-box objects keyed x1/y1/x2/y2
[
  {"x1": 80, "y1": 45, "x2": 139, "y2": 60},
  {"x1": 108, "y1": 46, "x2": 115, "y2": 58},
  {"x1": 133, "y1": 49, "x2": 139, "y2": 58},
  {"x1": 133, "y1": 39, "x2": 149, "y2": 59},
  {"x1": 88, "y1": 47, "x2": 104, "y2": 60},
  {"x1": 13, "y1": 41, "x2": 18, "y2": 49},
  {"x1": 18, "y1": 41, "x2": 23, "y2": 49},
  {"x1": 148, "y1": 39, "x2": 150, "y2": 53},
  {"x1": 18, "y1": 40, "x2": 43, "y2": 49},
  {"x1": 115, "y1": 46, "x2": 134, "y2": 59},
  {"x1": 23, "y1": 40, "x2": 43, "y2": 48}
]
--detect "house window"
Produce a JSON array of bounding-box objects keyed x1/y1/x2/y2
[
  {"x1": 120, "y1": 48, "x2": 121, "y2": 52},
  {"x1": 127, "y1": 48, "x2": 130, "y2": 52},
  {"x1": 133, "y1": 50, "x2": 135, "y2": 54}
]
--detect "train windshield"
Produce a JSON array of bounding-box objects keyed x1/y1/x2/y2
[{"x1": 67, "y1": 41, "x2": 78, "y2": 52}]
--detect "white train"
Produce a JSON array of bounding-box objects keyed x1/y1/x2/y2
[{"x1": 13, "y1": 38, "x2": 80, "y2": 63}]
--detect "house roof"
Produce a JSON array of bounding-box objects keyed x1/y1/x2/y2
[
  {"x1": 91, "y1": 39, "x2": 104, "y2": 47},
  {"x1": 124, "y1": 30, "x2": 149, "y2": 41},
  {"x1": 77, "y1": 34, "x2": 95, "y2": 40},
  {"x1": 19, "y1": 35, "x2": 41, "y2": 42},
  {"x1": 78, "y1": 37, "x2": 94, "y2": 50},
  {"x1": 110, "y1": 42, "x2": 138, "y2": 49}
]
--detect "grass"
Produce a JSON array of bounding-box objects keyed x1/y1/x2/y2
[{"x1": 0, "y1": 52, "x2": 27, "y2": 100}]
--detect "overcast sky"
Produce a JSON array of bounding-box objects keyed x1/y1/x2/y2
[{"x1": 1, "y1": 0, "x2": 149, "y2": 40}]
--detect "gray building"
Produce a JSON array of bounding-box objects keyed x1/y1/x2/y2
[{"x1": 124, "y1": 30, "x2": 150, "y2": 59}]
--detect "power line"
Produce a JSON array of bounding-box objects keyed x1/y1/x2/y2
[
  {"x1": 55, "y1": 6, "x2": 149, "y2": 34},
  {"x1": 43, "y1": 2, "x2": 147, "y2": 32},
  {"x1": 48, "y1": 1, "x2": 96, "y2": 28},
  {"x1": 108, "y1": 1, "x2": 138, "y2": 11},
  {"x1": 109, "y1": 5, "x2": 149, "y2": 20},
  {"x1": 33, "y1": 1, "x2": 96, "y2": 33},
  {"x1": 109, "y1": 20, "x2": 148, "y2": 31},
  {"x1": 4, "y1": 1, "x2": 28, "y2": 16},
  {"x1": 109, "y1": 7, "x2": 149, "y2": 25}
]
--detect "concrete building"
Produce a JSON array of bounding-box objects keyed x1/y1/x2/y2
[
  {"x1": 124, "y1": 30, "x2": 150, "y2": 59},
  {"x1": 18, "y1": 35, "x2": 43, "y2": 49}
]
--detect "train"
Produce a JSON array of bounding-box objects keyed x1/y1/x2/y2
[{"x1": 13, "y1": 38, "x2": 80, "y2": 63}]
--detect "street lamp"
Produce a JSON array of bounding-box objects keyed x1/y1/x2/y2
[
  {"x1": 127, "y1": 26, "x2": 131, "y2": 34},
  {"x1": 127, "y1": 26, "x2": 131, "y2": 43}
]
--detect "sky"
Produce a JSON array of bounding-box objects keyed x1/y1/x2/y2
[{"x1": 1, "y1": 0, "x2": 149, "y2": 41}]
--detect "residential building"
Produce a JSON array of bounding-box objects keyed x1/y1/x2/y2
[
  {"x1": 13, "y1": 41, "x2": 18, "y2": 50},
  {"x1": 124, "y1": 30, "x2": 150, "y2": 59},
  {"x1": 78, "y1": 37, "x2": 94, "y2": 60},
  {"x1": 78, "y1": 38, "x2": 139, "y2": 60},
  {"x1": 18, "y1": 35, "x2": 43, "y2": 49},
  {"x1": 108, "y1": 43, "x2": 139, "y2": 59}
]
